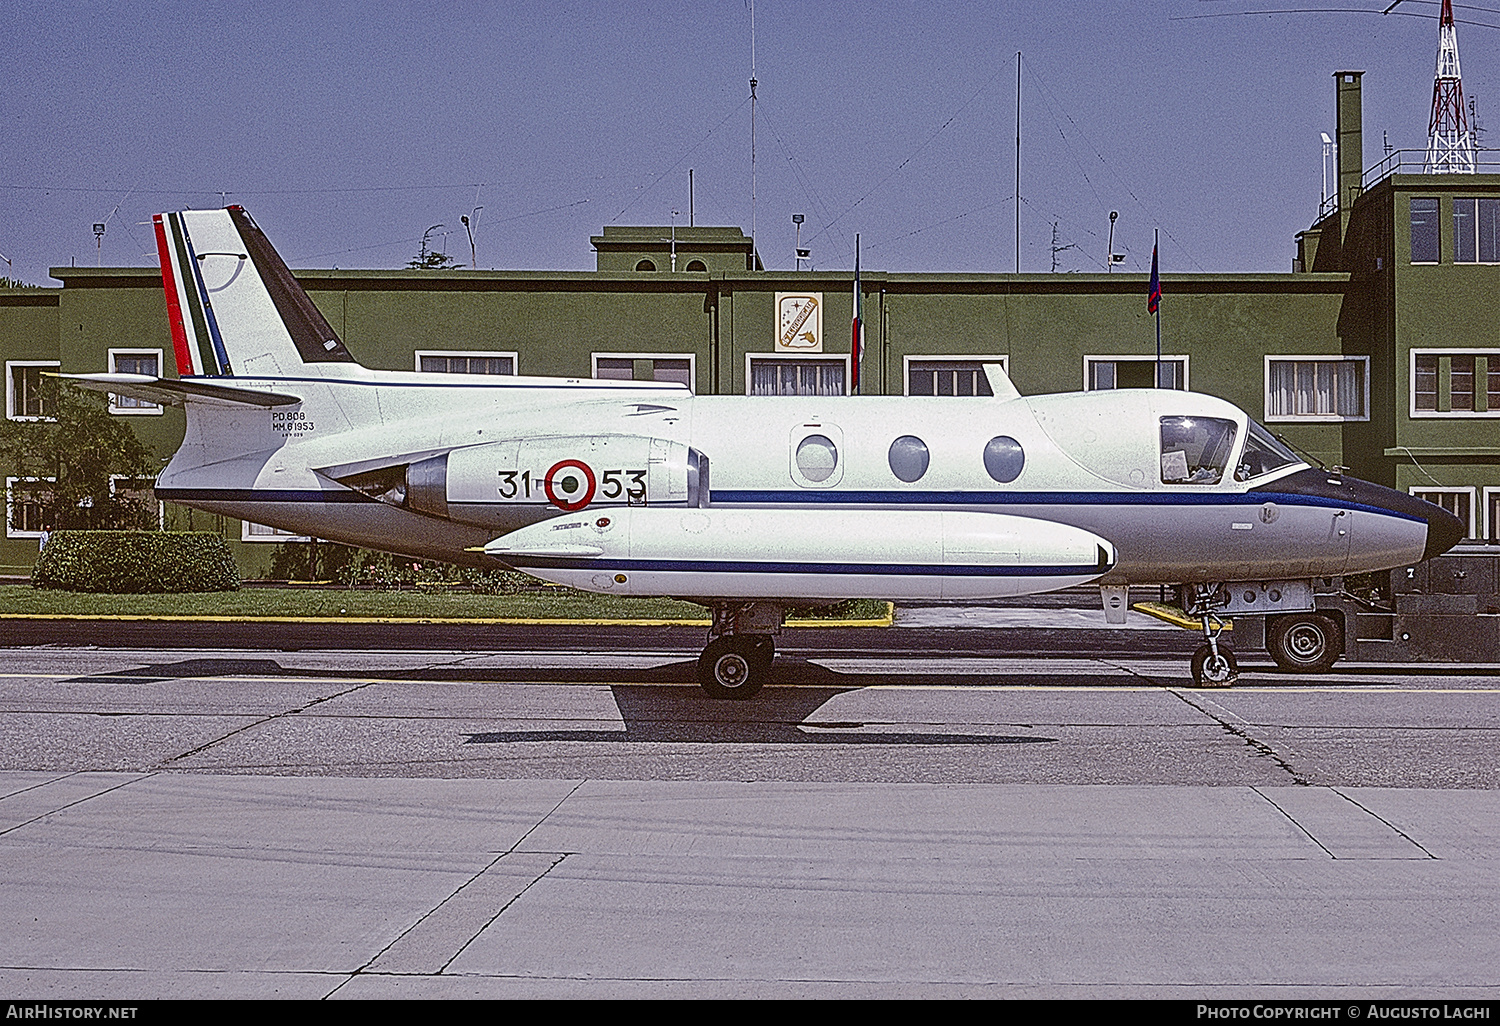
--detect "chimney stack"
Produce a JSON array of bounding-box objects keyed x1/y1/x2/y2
[{"x1": 1335, "y1": 71, "x2": 1365, "y2": 242}]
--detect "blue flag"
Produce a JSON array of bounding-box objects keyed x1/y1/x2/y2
[{"x1": 1148, "y1": 243, "x2": 1161, "y2": 314}]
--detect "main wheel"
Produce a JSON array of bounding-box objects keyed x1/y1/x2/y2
[
  {"x1": 1190, "y1": 643, "x2": 1238, "y2": 688},
  {"x1": 697, "y1": 637, "x2": 767, "y2": 699},
  {"x1": 1267, "y1": 614, "x2": 1342, "y2": 673}
]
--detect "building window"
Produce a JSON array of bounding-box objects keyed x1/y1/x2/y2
[
  {"x1": 1412, "y1": 487, "x2": 1475, "y2": 539},
  {"x1": 1085, "y1": 356, "x2": 1186, "y2": 391},
  {"x1": 592, "y1": 354, "x2": 694, "y2": 391},
  {"x1": 5, "y1": 477, "x2": 54, "y2": 538},
  {"x1": 416, "y1": 351, "x2": 516, "y2": 375},
  {"x1": 1484, "y1": 488, "x2": 1500, "y2": 541},
  {"x1": 107, "y1": 349, "x2": 163, "y2": 414},
  {"x1": 635, "y1": 259, "x2": 656, "y2": 272},
  {"x1": 905, "y1": 357, "x2": 1005, "y2": 396},
  {"x1": 1411, "y1": 197, "x2": 1441, "y2": 263},
  {"x1": 685, "y1": 260, "x2": 707, "y2": 272},
  {"x1": 1265, "y1": 357, "x2": 1368, "y2": 421},
  {"x1": 747, "y1": 355, "x2": 847, "y2": 396},
  {"x1": 242, "y1": 521, "x2": 310, "y2": 543},
  {"x1": 1410, "y1": 350, "x2": 1500, "y2": 416},
  {"x1": 7, "y1": 362, "x2": 59, "y2": 421},
  {"x1": 1453, "y1": 198, "x2": 1500, "y2": 264}
]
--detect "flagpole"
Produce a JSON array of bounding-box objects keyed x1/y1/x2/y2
[
  {"x1": 852, "y1": 234, "x2": 862, "y2": 395},
  {"x1": 1151, "y1": 228, "x2": 1161, "y2": 387}
]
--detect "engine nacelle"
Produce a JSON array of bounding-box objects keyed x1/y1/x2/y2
[{"x1": 346, "y1": 435, "x2": 706, "y2": 526}]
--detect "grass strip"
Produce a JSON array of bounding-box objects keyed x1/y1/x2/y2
[{"x1": 0, "y1": 584, "x2": 892, "y2": 625}]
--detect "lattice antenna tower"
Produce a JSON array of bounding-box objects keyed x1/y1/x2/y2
[{"x1": 1425, "y1": 0, "x2": 1475, "y2": 174}]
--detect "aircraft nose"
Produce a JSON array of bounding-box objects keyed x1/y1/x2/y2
[{"x1": 1420, "y1": 499, "x2": 1466, "y2": 560}]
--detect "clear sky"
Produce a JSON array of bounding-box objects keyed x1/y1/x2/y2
[{"x1": 2, "y1": 1, "x2": 1496, "y2": 284}]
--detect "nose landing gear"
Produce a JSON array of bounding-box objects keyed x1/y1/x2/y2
[{"x1": 1186, "y1": 585, "x2": 1237, "y2": 688}]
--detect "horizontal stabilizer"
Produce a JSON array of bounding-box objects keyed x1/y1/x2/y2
[{"x1": 60, "y1": 373, "x2": 302, "y2": 408}]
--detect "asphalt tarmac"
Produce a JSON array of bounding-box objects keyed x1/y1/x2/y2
[{"x1": 1, "y1": 607, "x2": 1497, "y2": 999}]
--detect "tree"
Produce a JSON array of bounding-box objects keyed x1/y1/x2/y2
[{"x1": 0, "y1": 378, "x2": 160, "y2": 531}]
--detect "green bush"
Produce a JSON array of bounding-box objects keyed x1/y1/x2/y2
[{"x1": 32, "y1": 531, "x2": 241, "y2": 593}]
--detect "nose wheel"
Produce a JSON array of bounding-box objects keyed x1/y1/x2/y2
[{"x1": 1191, "y1": 642, "x2": 1238, "y2": 688}]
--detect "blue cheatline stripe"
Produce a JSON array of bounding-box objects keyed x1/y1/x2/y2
[
  {"x1": 151, "y1": 484, "x2": 1425, "y2": 524},
  {"x1": 711, "y1": 489, "x2": 1428, "y2": 523},
  {"x1": 500, "y1": 556, "x2": 1113, "y2": 577}
]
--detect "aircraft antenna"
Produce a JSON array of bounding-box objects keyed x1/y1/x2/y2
[{"x1": 1425, "y1": 0, "x2": 1475, "y2": 174}]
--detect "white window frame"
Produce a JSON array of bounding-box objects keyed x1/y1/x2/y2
[
  {"x1": 1083, "y1": 354, "x2": 1189, "y2": 392},
  {"x1": 1452, "y1": 197, "x2": 1500, "y2": 265},
  {"x1": 1484, "y1": 487, "x2": 1500, "y2": 541},
  {"x1": 1411, "y1": 486, "x2": 1477, "y2": 539},
  {"x1": 6, "y1": 361, "x2": 60, "y2": 422},
  {"x1": 903, "y1": 355, "x2": 1009, "y2": 396},
  {"x1": 744, "y1": 353, "x2": 850, "y2": 397},
  {"x1": 590, "y1": 353, "x2": 696, "y2": 392},
  {"x1": 1263, "y1": 355, "x2": 1370, "y2": 423},
  {"x1": 5, "y1": 476, "x2": 55, "y2": 539},
  {"x1": 1408, "y1": 348, "x2": 1500, "y2": 418},
  {"x1": 241, "y1": 521, "x2": 311, "y2": 544},
  {"x1": 108, "y1": 474, "x2": 164, "y2": 528},
  {"x1": 414, "y1": 350, "x2": 518, "y2": 376},
  {"x1": 106, "y1": 348, "x2": 164, "y2": 415}
]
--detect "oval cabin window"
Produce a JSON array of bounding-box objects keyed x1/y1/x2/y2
[
  {"x1": 888, "y1": 435, "x2": 930, "y2": 482},
  {"x1": 983, "y1": 436, "x2": 1025, "y2": 483}
]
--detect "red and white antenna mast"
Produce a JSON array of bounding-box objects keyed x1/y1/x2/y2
[{"x1": 1425, "y1": 0, "x2": 1475, "y2": 174}]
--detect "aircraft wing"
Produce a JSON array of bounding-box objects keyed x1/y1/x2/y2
[{"x1": 58, "y1": 373, "x2": 302, "y2": 408}]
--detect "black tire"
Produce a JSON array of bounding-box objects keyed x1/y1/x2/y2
[
  {"x1": 1267, "y1": 614, "x2": 1343, "y2": 673},
  {"x1": 1190, "y1": 643, "x2": 1238, "y2": 688},
  {"x1": 697, "y1": 637, "x2": 767, "y2": 699}
]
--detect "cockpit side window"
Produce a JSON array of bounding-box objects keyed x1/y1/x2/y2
[
  {"x1": 1234, "y1": 420, "x2": 1302, "y2": 481},
  {"x1": 1160, "y1": 416, "x2": 1237, "y2": 485}
]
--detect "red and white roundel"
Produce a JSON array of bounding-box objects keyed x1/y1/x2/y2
[{"x1": 544, "y1": 459, "x2": 596, "y2": 511}]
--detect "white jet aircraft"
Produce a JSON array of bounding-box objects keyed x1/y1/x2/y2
[{"x1": 68, "y1": 207, "x2": 1463, "y2": 696}]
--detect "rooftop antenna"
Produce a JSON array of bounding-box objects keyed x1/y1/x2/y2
[
  {"x1": 1424, "y1": 0, "x2": 1475, "y2": 174},
  {"x1": 1321, "y1": 132, "x2": 1335, "y2": 215},
  {"x1": 1049, "y1": 221, "x2": 1076, "y2": 272},
  {"x1": 689, "y1": 168, "x2": 695, "y2": 227},
  {"x1": 1015, "y1": 50, "x2": 1021, "y2": 273},
  {"x1": 749, "y1": 0, "x2": 758, "y2": 259},
  {"x1": 792, "y1": 213, "x2": 806, "y2": 271}
]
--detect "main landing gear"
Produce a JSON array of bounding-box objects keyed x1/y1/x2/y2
[
  {"x1": 1184, "y1": 584, "x2": 1238, "y2": 688},
  {"x1": 697, "y1": 602, "x2": 782, "y2": 699}
]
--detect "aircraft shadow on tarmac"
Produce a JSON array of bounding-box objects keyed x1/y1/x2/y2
[
  {"x1": 58, "y1": 657, "x2": 1056, "y2": 746},
  {"x1": 464, "y1": 685, "x2": 1056, "y2": 746}
]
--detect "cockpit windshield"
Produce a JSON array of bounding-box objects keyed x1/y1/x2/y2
[
  {"x1": 1234, "y1": 420, "x2": 1303, "y2": 481},
  {"x1": 1160, "y1": 416, "x2": 1237, "y2": 485}
]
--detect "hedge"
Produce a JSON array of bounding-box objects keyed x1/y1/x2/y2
[{"x1": 32, "y1": 531, "x2": 241, "y2": 593}]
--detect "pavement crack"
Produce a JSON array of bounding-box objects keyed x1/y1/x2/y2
[
  {"x1": 1251, "y1": 785, "x2": 1336, "y2": 858},
  {"x1": 1331, "y1": 786, "x2": 1438, "y2": 859},
  {"x1": 1107, "y1": 660, "x2": 1310, "y2": 784},
  {"x1": 0, "y1": 772, "x2": 156, "y2": 838},
  {"x1": 1169, "y1": 688, "x2": 1311, "y2": 785},
  {"x1": 151, "y1": 679, "x2": 383, "y2": 769},
  {"x1": 323, "y1": 779, "x2": 588, "y2": 998}
]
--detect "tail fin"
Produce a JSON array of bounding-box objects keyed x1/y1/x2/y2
[{"x1": 154, "y1": 206, "x2": 360, "y2": 378}]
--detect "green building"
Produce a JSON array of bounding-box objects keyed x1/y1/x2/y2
[{"x1": 3, "y1": 70, "x2": 1497, "y2": 577}]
